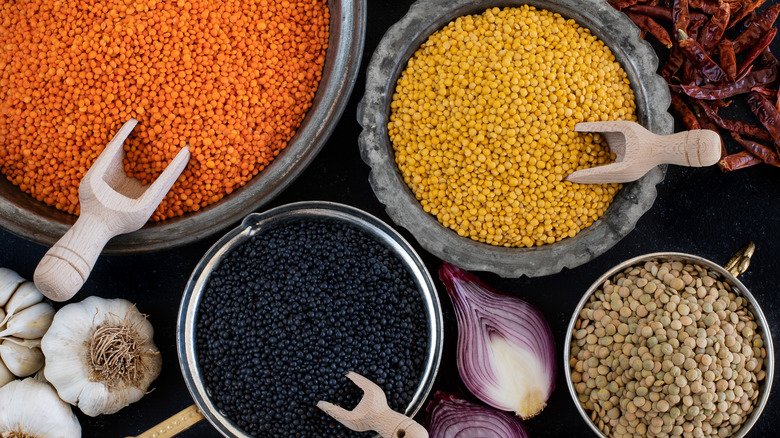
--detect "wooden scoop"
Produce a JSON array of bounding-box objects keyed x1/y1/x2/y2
[
  {"x1": 34, "y1": 119, "x2": 190, "y2": 302},
  {"x1": 317, "y1": 371, "x2": 428, "y2": 438},
  {"x1": 565, "y1": 120, "x2": 721, "y2": 184}
]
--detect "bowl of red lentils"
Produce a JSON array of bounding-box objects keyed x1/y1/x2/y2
[
  {"x1": 0, "y1": 0, "x2": 365, "y2": 253},
  {"x1": 358, "y1": 0, "x2": 673, "y2": 277},
  {"x1": 565, "y1": 248, "x2": 774, "y2": 438}
]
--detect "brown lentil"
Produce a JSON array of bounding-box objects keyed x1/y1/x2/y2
[
  {"x1": 570, "y1": 259, "x2": 767, "y2": 438},
  {"x1": 388, "y1": 6, "x2": 636, "y2": 247},
  {"x1": 1, "y1": 0, "x2": 329, "y2": 220}
]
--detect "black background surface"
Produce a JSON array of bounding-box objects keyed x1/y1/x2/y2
[{"x1": 1, "y1": 1, "x2": 778, "y2": 437}]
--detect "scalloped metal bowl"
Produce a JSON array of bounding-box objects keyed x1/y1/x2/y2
[
  {"x1": 0, "y1": 0, "x2": 365, "y2": 255},
  {"x1": 357, "y1": 0, "x2": 673, "y2": 277},
  {"x1": 564, "y1": 252, "x2": 774, "y2": 438}
]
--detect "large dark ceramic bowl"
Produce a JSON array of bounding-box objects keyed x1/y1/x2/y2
[
  {"x1": 357, "y1": 0, "x2": 673, "y2": 277},
  {"x1": 0, "y1": 0, "x2": 366, "y2": 254}
]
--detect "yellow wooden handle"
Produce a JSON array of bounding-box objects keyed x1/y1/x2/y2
[{"x1": 128, "y1": 404, "x2": 204, "y2": 438}]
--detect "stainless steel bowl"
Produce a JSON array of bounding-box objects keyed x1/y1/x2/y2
[
  {"x1": 0, "y1": 0, "x2": 366, "y2": 254},
  {"x1": 564, "y1": 249, "x2": 774, "y2": 438},
  {"x1": 358, "y1": 0, "x2": 673, "y2": 277},
  {"x1": 176, "y1": 201, "x2": 443, "y2": 438}
]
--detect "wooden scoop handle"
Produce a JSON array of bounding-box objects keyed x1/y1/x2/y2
[
  {"x1": 652, "y1": 129, "x2": 722, "y2": 168},
  {"x1": 34, "y1": 212, "x2": 118, "y2": 302},
  {"x1": 125, "y1": 404, "x2": 204, "y2": 438}
]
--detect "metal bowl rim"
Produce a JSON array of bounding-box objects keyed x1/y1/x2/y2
[
  {"x1": 176, "y1": 200, "x2": 444, "y2": 438},
  {"x1": 563, "y1": 251, "x2": 775, "y2": 438}
]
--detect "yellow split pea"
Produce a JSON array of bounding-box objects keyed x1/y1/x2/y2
[{"x1": 388, "y1": 6, "x2": 636, "y2": 247}]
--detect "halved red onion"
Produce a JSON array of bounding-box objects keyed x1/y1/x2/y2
[
  {"x1": 426, "y1": 391, "x2": 529, "y2": 438},
  {"x1": 438, "y1": 263, "x2": 556, "y2": 420}
]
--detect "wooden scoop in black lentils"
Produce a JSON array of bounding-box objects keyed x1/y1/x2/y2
[{"x1": 195, "y1": 218, "x2": 429, "y2": 437}]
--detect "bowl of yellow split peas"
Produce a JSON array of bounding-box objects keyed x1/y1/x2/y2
[{"x1": 358, "y1": 0, "x2": 674, "y2": 277}]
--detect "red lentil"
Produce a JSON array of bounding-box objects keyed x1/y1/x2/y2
[{"x1": 0, "y1": 0, "x2": 329, "y2": 220}]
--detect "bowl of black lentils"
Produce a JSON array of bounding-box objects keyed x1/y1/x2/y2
[
  {"x1": 564, "y1": 248, "x2": 774, "y2": 438},
  {"x1": 358, "y1": 0, "x2": 673, "y2": 278},
  {"x1": 176, "y1": 201, "x2": 443, "y2": 437}
]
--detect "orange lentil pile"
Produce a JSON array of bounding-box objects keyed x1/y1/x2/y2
[{"x1": 0, "y1": 0, "x2": 329, "y2": 220}]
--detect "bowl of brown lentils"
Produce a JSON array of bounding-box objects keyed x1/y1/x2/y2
[
  {"x1": 565, "y1": 249, "x2": 774, "y2": 438},
  {"x1": 358, "y1": 0, "x2": 673, "y2": 277}
]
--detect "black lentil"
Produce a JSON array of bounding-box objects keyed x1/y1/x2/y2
[{"x1": 195, "y1": 218, "x2": 429, "y2": 437}]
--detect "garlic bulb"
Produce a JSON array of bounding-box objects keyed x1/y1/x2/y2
[
  {"x1": 0, "y1": 377, "x2": 81, "y2": 438},
  {"x1": 41, "y1": 296, "x2": 162, "y2": 417}
]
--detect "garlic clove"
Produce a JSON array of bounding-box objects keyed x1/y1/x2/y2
[
  {"x1": 4, "y1": 302, "x2": 55, "y2": 340},
  {"x1": 2, "y1": 336, "x2": 42, "y2": 349},
  {"x1": 0, "y1": 267, "x2": 24, "y2": 307},
  {"x1": 0, "y1": 338, "x2": 45, "y2": 377},
  {"x1": 0, "y1": 302, "x2": 55, "y2": 339},
  {"x1": 0, "y1": 281, "x2": 43, "y2": 327},
  {"x1": 0, "y1": 377, "x2": 81, "y2": 438},
  {"x1": 76, "y1": 382, "x2": 147, "y2": 416},
  {"x1": 0, "y1": 358, "x2": 15, "y2": 388}
]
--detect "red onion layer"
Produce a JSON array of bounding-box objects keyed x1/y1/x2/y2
[
  {"x1": 426, "y1": 391, "x2": 529, "y2": 438},
  {"x1": 438, "y1": 262, "x2": 556, "y2": 419}
]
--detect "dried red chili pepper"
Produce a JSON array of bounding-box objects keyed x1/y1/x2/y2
[
  {"x1": 673, "y1": 0, "x2": 691, "y2": 33},
  {"x1": 736, "y1": 64, "x2": 754, "y2": 82},
  {"x1": 747, "y1": 91, "x2": 780, "y2": 147},
  {"x1": 608, "y1": 0, "x2": 640, "y2": 10},
  {"x1": 627, "y1": 12, "x2": 674, "y2": 48},
  {"x1": 737, "y1": 28, "x2": 778, "y2": 78},
  {"x1": 698, "y1": 1, "x2": 730, "y2": 51},
  {"x1": 670, "y1": 93, "x2": 702, "y2": 130},
  {"x1": 750, "y1": 86, "x2": 777, "y2": 99},
  {"x1": 733, "y1": 4, "x2": 780, "y2": 53},
  {"x1": 662, "y1": 44, "x2": 686, "y2": 82},
  {"x1": 731, "y1": 133, "x2": 780, "y2": 166},
  {"x1": 689, "y1": 101, "x2": 726, "y2": 157},
  {"x1": 689, "y1": 0, "x2": 724, "y2": 15},
  {"x1": 626, "y1": 5, "x2": 673, "y2": 21},
  {"x1": 728, "y1": 0, "x2": 768, "y2": 29},
  {"x1": 678, "y1": 29, "x2": 728, "y2": 83},
  {"x1": 750, "y1": 86, "x2": 780, "y2": 113},
  {"x1": 758, "y1": 48, "x2": 778, "y2": 68},
  {"x1": 697, "y1": 99, "x2": 773, "y2": 142},
  {"x1": 718, "y1": 150, "x2": 762, "y2": 171},
  {"x1": 681, "y1": 67, "x2": 778, "y2": 99},
  {"x1": 718, "y1": 38, "x2": 737, "y2": 82}
]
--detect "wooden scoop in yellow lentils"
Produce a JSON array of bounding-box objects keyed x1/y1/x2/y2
[{"x1": 388, "y1": 6, "x2": 637, "y2": 247}]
